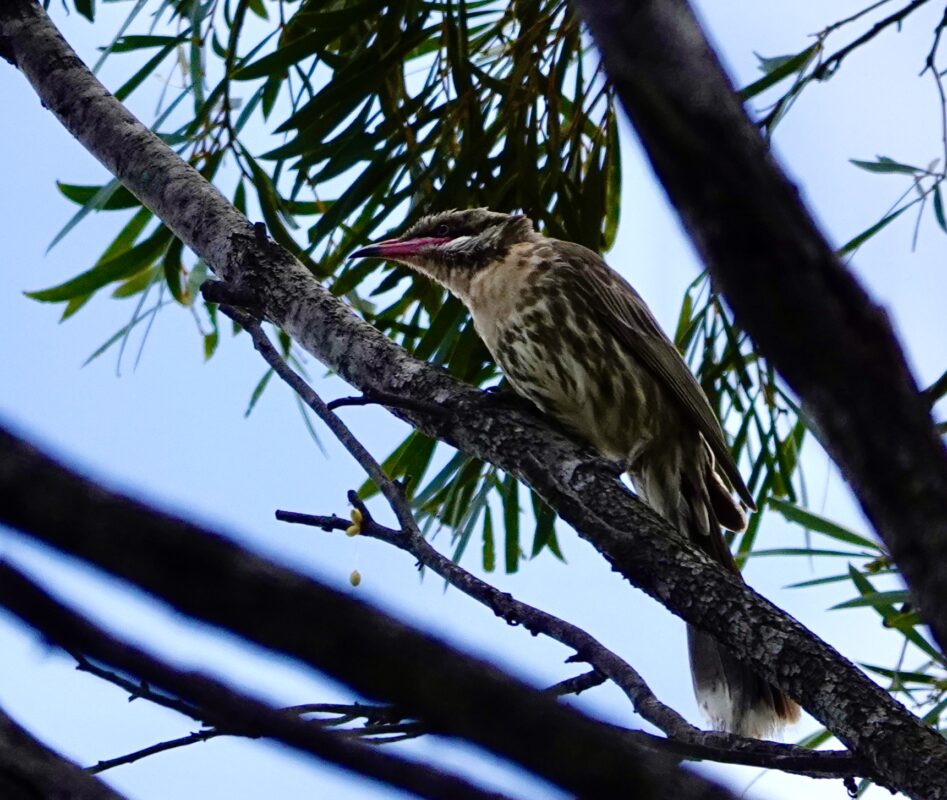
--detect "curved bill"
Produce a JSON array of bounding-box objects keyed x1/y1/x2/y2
[{"x1": 348, "y1": 236, "x2": 452, "y2": 260}]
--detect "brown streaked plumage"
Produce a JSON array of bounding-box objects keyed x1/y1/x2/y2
[{"x1": 349, "y1": 208, "x2": 799, "y2": 737}]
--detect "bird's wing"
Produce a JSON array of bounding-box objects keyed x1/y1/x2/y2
[{"x1": 552, "y1": 240, "x2": 756, "y2": 510}]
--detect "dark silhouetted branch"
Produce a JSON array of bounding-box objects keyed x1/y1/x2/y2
[
  {"x1": 0, "y1": 425, "x2": 739, "y2": 800},
  {"x1": 0, "y1": 705, "x2": 127, "y2": 799},
  {"x1": 0, "y1": 558, "x2": 523, "y2": 800}
]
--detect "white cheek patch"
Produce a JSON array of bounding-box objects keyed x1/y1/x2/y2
[{"x1": 445, "y1": 235, "x2": 474, "y2": 250}]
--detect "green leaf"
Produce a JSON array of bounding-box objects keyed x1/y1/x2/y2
[
  {"x1": 57, "y1": 182, "x2": 139, "y2": 210},
  {"x1": 850, "y1": 156, "x2": 922, "y2": 175},
  {"x1": 162, "y1": 237, "x2": 187, "y2": 304},
  {"x1": 75, "y1": 0, "x2": 94, "y2": 21},
  {"x1": 738, "y1": 46, "x2": 817, "y2": 101},
  {"x1": 245, "y1": 368, "x2": 274, "y2": 416},
  {"x1": 861, "y1": 664, "x2": 937, "y2": 685},
  {"x1": 530, "y1": 491, "x2": 560, "y2": 559},
  {"x1": 501, "y1": 475, "x2": 521, "y2": 574},
  {"x1": 109, "y1": 34, "x2": 185, "y2": 52},
  {"x1": 28, "y1": 226, "x2": 172, "y2": 302},
  {"x1": 82, "y1": 300, "x2": 171, "y2": 367},
  {"x1": 115, "y1": 40, "x2": 184, "y2": 102},
  {"x1": 111, "y1": 265, "x2": 158, "y2": 298},
  {"x1": 748, "y1": 547, "x2": 872, "y2": 559},
  {"x1": 838, "y1": 204, "x2": 911, "y2": 255},
  {"x1": 482, "y1": 507, "x2": 495, "y2": 572},
  {"x1": 845, "y1": 565, "x2": 943, "y2": 662},
  {"x1": 49, "y1": 179, "x2": 130, "y2": 252},
  {"x1": 831, "y1": 589, "x2": 910, "y2": 610},
  {"x1": 767, "y1": 497, "x2": 881, "y2": 551},
  {"x1": 934, "y1": 184, "x2": 947, "y2": 233}
]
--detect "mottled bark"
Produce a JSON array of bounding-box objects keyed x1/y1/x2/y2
[{"x1": 1, "y1": 0, "x2": 945, "y2": 797}]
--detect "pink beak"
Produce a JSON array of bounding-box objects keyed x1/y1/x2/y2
[{"x1": 348, "y1": 236, "x2": 452, "y2": 260}]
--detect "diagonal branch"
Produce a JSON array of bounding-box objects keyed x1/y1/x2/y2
[
  {"x1": 0, "y1": 557, "x2": 554, "y2": 800},
  {"x1": 278, "y1": 511, "x2": 866, "y2": 782},
  {"x1": 0, "y1": 425, "x2": 741, "y2": 800},
  {"x1": 0, "y1": 1, "x2": 942, "y2": 796},
  {"x1": 0, "y1": 705, "x2": 127, "y2": 799}
]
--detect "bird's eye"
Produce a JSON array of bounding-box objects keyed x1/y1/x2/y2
[{"x1": 436, "y1": 224, "x2": 450, "y2": 236}]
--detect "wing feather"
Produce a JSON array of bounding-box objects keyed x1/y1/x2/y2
[{"x1": 552, "y1": 240, "x2": 756, "y2": 510}]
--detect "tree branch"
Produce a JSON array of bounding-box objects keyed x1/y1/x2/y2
[
  {"x1": 812, "y1": 0, "x2": 933, "y2": 80},
  {"x1": 0, "y1": 557, "x2": 549, "y2": 800},
  {"x1": 276, "y1": 507, "x2": 697, "y2": 740},
  {"x1": 0, "y1": 425, "x2": 740, "y2": 800},
  {"x1": 0, "y1": 705, "x2": 127, "y2": 799},
  {"x1": 571, "y1": 1, "x2": 947, "y2": 794},
  {"x1": 0, "y1": 1, "x2": 941, "y2": 796},
  {"x1": 278, "y1": 511, "x2": 868, "y2": 781}
]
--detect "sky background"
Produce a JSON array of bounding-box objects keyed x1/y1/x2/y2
[{"x1": 2, "y1": 1, "x2": 946, "y2": 798}]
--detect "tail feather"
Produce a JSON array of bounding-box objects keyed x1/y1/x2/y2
[
  {"x1": 688, "y1": 627, "x2": 799, "y2": 737},
  {"x1": 634, "y1": 445, "x2": 799, "y2": 738}
]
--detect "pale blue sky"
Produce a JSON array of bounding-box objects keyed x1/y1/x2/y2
[{"x1": 1, "y1": 2, "x2": 945, "y2": 798}]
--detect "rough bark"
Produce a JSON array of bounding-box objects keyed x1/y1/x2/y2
[
  {"x1": 0, "y1": 706, "x2": 127, "y2": 800},
  {"x1": 0, "y1": 1, "x2": 945, "y2": 797},
  {"x1": 573, "y1": 0, "x2": 947, "y2": 656}
]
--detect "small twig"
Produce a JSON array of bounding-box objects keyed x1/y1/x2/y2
[
  {"x1": 812, "y1": 0, "x2": 933, "y2": 80},
  {"x1": 544, "y1": 670, "x2": 607, "y2": 697},
  {"x1": 0, "y1": 561, "x2": 519, "y2": 800},
  {"x1": 71, "y1": 652, "x2": 207, "y2": 723},
  {"x1": 923, "y1": 368, "x2": 947, "y2": 408},
  {"x1": 216, "y1": 302, "x2": 418, "y2": 534},
  {"x1": 327, "y1": 390, "x2": 447, "y2": 418},
  {"x1": 277, "y1": 507, "x2": 701, "y2": 740},
  {"x1": 88, "y1": 730, "x2": 223, "y2": 774},
  {"x1": 921, "y1": 8, "x2": 947, "y2": 176},
  {"x1": 823, "y1": 0, "x2": 896, "y2": 35}
]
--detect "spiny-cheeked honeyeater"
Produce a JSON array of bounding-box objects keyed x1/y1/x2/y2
[{"x1": 349, "y1": 208, "x2": 799, "y2": 737}]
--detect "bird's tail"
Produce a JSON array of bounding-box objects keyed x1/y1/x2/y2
[{"x1": 634, "y1": 450, "x2": 799, "y2": 738}]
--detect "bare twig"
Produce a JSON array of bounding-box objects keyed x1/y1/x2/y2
[
  {"x1": 88, "y1": 730, "x2": 223, "y2": 775},
  {"x1": 921, "y1": 7, "x2": 947, "y2": 177},
  {"x1": 71, "y1": 652, "x2": 207, "y2": 722},
  {"x1": 823, "y1": 0, "x2": 896, "y2": 36},
  {"x1": 215, "y1": 301, "x2": 419, "y2": 535},
  {"x1": 276, "y1": 506, "x2": 696, "y2": 739},
  {"x1": 327, "y1": 390, "x2": 447, "y2": 418},
  {"x1": 544, "y1": 670, "x2": 608, "y2": 697},
  {"x1": 813, "y1": 0, "x2": 933, "y2": 80}
]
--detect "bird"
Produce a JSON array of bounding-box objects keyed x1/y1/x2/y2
[{"x1": 348, "y1": 208, "x2": 799, "y2": 737}]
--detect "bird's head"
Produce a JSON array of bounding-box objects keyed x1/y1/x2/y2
[{"x1": 348, "y1": 208, "x2": 537, "y2": 294}]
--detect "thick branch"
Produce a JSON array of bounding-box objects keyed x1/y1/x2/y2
[
  {"x1": 0, "y1": 705, "x2": 127, "y2": 799},
  {"x1": 0, "y1": 557, "x2": 561, "y2": 800},
  {"x1": 0, "y1": 425, "x2": 737, "y2": 800},
  {"x1": 0, "y1": 2, "x2": 942, "y2": 796}
]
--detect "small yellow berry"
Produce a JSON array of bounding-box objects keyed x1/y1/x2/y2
[
  {"x1": 349, "y1": 570, "x2": 361, "y2": 587},
  {"x1": 345, "y1": 507, "x2": 363, "y2": 537}
]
